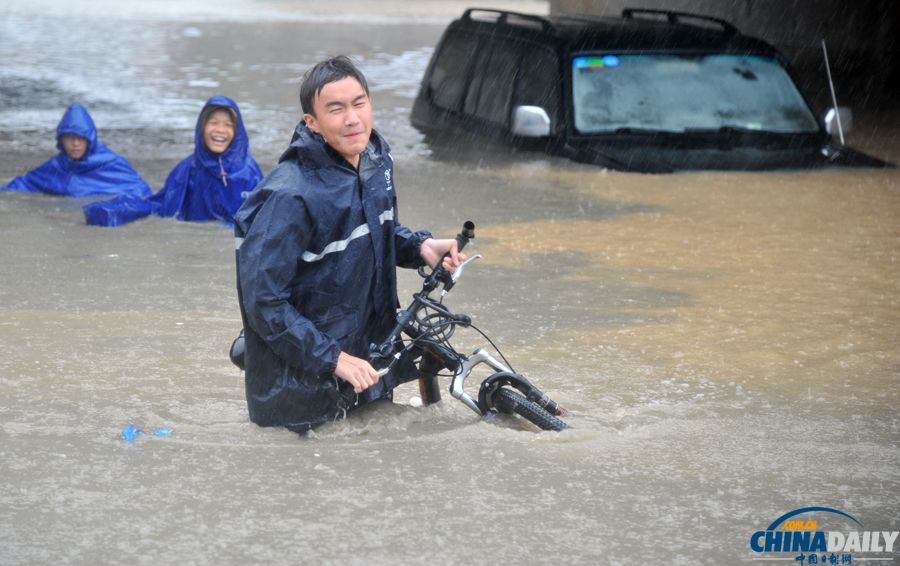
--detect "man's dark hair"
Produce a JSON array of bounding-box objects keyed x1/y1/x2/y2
[{"x1": 299, "y1": 56, "x2": 370, "y2": 116}]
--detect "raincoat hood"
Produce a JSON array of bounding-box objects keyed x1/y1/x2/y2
[
  {"x1": 193, "y1": 95, "x2": 254, "y2": 183},
  {"x1": 279, "y1": 121, "x2": 388, "y2": 172},
  {"x1": 55, "y1": 102, "x2": 101, "y2": 164},
  {"x1": 3, "y1": 103, "x2": 151, "y2": 197}
]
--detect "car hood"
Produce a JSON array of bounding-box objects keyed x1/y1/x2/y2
[{"x1": 565, "y1": 131, "x2": 893, "y2": 173}]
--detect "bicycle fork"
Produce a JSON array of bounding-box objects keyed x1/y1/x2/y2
[
  {"x1": 452, "y1": 349, "x2": 569, "y2": 418},
  {"x1": 450, "y1": 348, "x2": 514, "y2": 415}
]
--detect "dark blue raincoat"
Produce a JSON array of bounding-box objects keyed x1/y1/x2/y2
[
  {"x1": 83, "y1": 96, "x2": 262, "y2": 226},
  {"x1": 2, "y1": 103, "x2": 151, "y2": 198},
  {"x1": 234, "y1": 123, "x2": 431, "y2": 432}
]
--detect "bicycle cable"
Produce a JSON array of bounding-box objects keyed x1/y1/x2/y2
[
  {"x1": 463, "y1": 322, "x2": 516, "y2": 373},
  {"x1": 412, "y1": 314, "x2": 516, "y2": 374},
  {"x1": 426, "y1": 294, "x2": 517, "y2": 372}
]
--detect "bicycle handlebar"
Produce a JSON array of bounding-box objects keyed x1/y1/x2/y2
[
  {"x1": 423, "y1": 220, "x2": 475, "y2": 292},
  {"x1": 370, "y1": 221, "x2": 476, "y2": 363}
]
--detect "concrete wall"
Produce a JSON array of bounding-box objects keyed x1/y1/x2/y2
[{"x1": 549, "y1": 0, "x2": 900, "y2": 110}]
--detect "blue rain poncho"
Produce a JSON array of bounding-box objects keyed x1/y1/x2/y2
[
  {"x1": 2, "y1": 103, "x2": 152, "y2": 198},
  {"x1": 83, "y1": 96, "x2": 262, "y2": 227}
]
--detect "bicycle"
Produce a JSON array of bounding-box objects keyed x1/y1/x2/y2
[
  {"x1": 230, "y1": 221, "x2": 570, "y2": 432},
  {"x1": 368, "y1": 221, "x2": 570, "y2": 431}
]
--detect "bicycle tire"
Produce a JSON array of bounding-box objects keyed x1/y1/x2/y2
[{"x1": 493, "y1": 388, "x2": 569, "y2": 431}]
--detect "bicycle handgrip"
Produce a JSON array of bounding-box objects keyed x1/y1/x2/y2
[
  {"x1": 422, "y1": 221, "x2": 475, "y2": 292},
  {"x1": 455, "y1": 221, "x2": 475, "y2": 253}
]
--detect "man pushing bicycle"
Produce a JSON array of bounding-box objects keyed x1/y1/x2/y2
[{"x1": 234, "y1": 56, "x2": 461, "y2": 432}]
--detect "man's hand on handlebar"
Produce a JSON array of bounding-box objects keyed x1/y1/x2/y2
[
  {"x1": 420, "y1": 238, "x2": 466, "y2": 271},
  {"x1": 335, "y1": 351, "x2": 380, "y2": 393}
]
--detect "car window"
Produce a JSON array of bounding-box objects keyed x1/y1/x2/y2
[
  {"x1": 513, "y1": 46, "x2": 560, "y2": 130},
  {"x1": 427, "y1": 29, "x2": 559, "y2": 130},
  {"x1": 571, "y1": 53, "x2": 820, "y2": 134},
  {"x1": 465, "y1": 37, "x2": 519, "y2": 124},
  {"x1": 428, "y1": 30, "x2": 479, "y2": 111},
  {"x1": 463, "y1": 42, "x2": 493, "y2": 115}
]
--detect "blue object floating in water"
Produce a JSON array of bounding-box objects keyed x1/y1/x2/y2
[
  {"x1": 122, "y1": 424, "x2": 142, "y2": 442},
  {"x1": 122, "y1": 424, "x2": 172, "y2": 442}
]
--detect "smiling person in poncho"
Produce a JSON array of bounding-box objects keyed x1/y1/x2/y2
[{"x1": 84, "y1": 95, "x2": 262, "y2": 226}]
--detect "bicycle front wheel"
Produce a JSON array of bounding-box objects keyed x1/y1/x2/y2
[{"x1": 493, "y1": 388, "x2": 569, "y2": 432}]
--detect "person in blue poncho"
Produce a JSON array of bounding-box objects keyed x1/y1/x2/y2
[
  {"x1": 2, "y1": 103, "x2": 152, "y2": 198},
  {"x1": 84, "y1": 95, "x2": 262, "y2": 227}
]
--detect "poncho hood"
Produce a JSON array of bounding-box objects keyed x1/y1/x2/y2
[
  {"x1": 192, "y1": 95, "x2": 254, "y2": 185},
  {"x1": 56, "y1": 103, "x2": 100, "y2": 160}
]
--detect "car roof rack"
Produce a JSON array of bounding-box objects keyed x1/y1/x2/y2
[
  {"x1": 460, "y1": 7, "x2": 739, "y2": 38},
  {"x1": 462, "y1": 8, "x2": 556, "y2": 34},
  {"x1": 621, "y1": 8, "x2": 738, "y2": 35}
]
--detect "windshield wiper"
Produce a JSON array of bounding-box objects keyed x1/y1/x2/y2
[
  {"x1": 610, "y1": 127, "x2": 786, "y2": 135},
  {"x1": 682, "y1": 126, "x2": 799, "y2": 136},
  {"x1": 612, "y1": 127, "x2": 677, "y2": 135}
]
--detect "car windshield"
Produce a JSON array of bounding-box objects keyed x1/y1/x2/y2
[{"x1": 571, "y1": 53, "x2": 820, "y2": 134}]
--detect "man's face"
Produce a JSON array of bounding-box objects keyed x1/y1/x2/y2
[
  {"x1": 202, "y1": 109, "x2": 236, "y2": 154},
  {"x1": 60, "y1": 134, "x2": 88, "y2": 160},
  {"x1": 304, "y1": 76, "x2": 372, "y2": 168}
]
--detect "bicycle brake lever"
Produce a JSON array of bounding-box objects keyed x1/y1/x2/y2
[
  {"x1": 449, "y1": 254, "x2": 482, "y2": 285},
  {"x1": 374, "y1": 355, "x2": 397, "y2": 378}
]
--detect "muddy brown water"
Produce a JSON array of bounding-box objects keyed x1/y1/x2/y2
[{"x1": 1, "y1": 1, "x2": 898, "y2": 564}]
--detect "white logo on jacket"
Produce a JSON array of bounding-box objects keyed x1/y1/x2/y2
[{"x1": 384, "y1": 169, "x2": 393, "y2": 191}]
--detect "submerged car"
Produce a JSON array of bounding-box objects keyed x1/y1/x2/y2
[{"x1": 411, "y1": 8, "x2": 891, "y2": 172}]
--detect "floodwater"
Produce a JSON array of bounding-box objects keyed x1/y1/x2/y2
[{"x1": 1, "y1": 1, "x2": 898, "y2": 564}]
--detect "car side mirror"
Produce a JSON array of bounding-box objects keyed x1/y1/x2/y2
[
  {"x1": 824, "y1": 107, "x2": 853, "y2": 137},
  {"x1": 511, "y1": 105, "x2": 551, "y2": 137}
]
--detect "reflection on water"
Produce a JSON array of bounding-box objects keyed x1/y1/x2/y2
[{"x1": 1, "y1": 1, "x2": 898, "y2": 564}]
